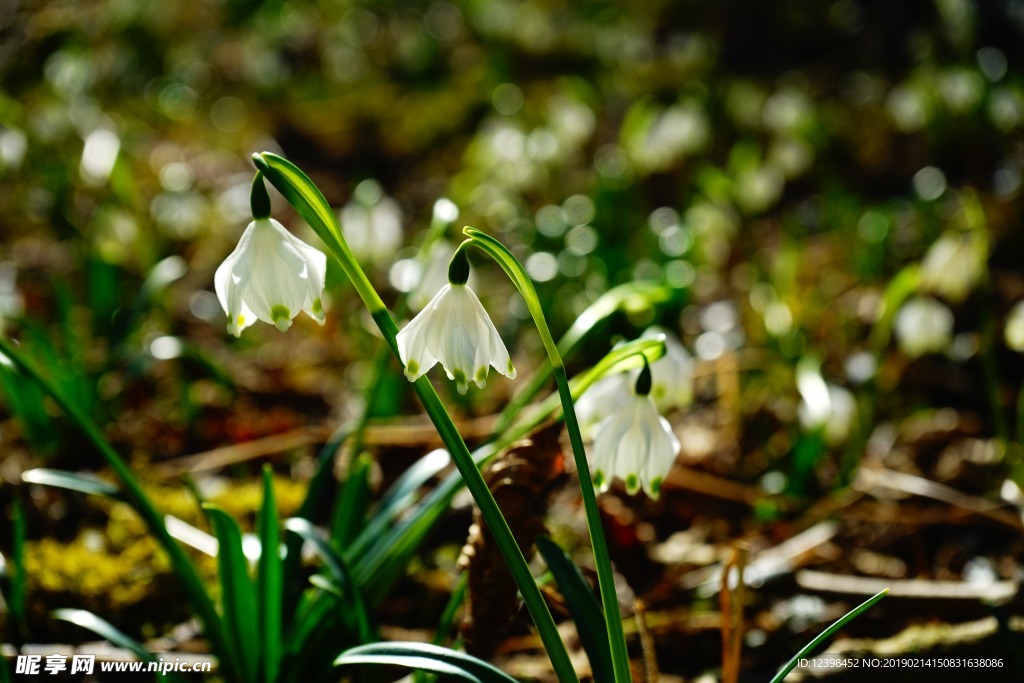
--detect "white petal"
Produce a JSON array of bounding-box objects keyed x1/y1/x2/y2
[
  {"x1": 212, "y1": 217, "x2": 329, "y2": 336},
  {"x1": 589, "y1": 394, "x2": 679, "y2": 499},
  {"x1": 235, "y1": 218, "x2": 310, "y2": 326},
  {"x1": 395, "y1": 283, "x2": 515, "y2": 392}
]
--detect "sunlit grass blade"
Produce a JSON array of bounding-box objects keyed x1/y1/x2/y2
[
  {"x1": 770, "y1": 588, "x2": 888, "y2": 683},
  {"x1": 204, "y1": 505, "x2": 259, "y2": 683},
  {"x1": 347, "y1": 447, "x2": 451, "y2": 561},
  {"x1": 53, "y1": 609, "x2": 190, "y2": 683},
  {"x1": 338, "y1": 654, "x2": 482, "y2": 683},
  {"x1": 257, "y1": 467, "x2": 283, "y2": 683},
  {"x1": 336, "y1": 643, "x2": 520, "y2": 683},
  {"x1": 284, "y1": 517, "x2": 373, "y2": 643},
  {"x1": 537, "y1": 537, "x2": 614, "y2": 683},
  {"x1": 22, "y1": 468, "x2": 121, "y2": 498}
]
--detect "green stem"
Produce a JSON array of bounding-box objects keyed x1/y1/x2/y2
[
  {"x1": 463, "y1": 227, "x2": 633, "y2": 683},
  {"x1": 254, "y1": 153, "x2": 578, "y2": 683},
  {"x1": 0, "y1": 337, "x2": 230, "y2": 678}
]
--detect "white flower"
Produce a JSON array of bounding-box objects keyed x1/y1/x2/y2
[
  {"x1": 574, "y1": 373, "x2": 632, "y2": 441},
  {"x1": 339, "y1": 181, "x2": 403, "y2": 265},
  {"x1": 894, "y1": 296, "x2": 953, "y2": 358},
  {"x1": 214, "y1": 217, "x2": 327, "y2": 337},
  {"x1": 637, "y1": 326, "x2": 694, "y2": 411},
  {"x1": 591, "y1": 392, "x2": 680, "y2": 499},
  {"x1": 920, "y1": 231, "x2": 986, "y2": 303},
  {"x1": 796, "y1": 360, "x2": 857, "y2": 445},
  {"x1": 1005, "y1": 301, "x2": 1024, "y2": 352},
  {"x1": 396, "y1": 283, "x2": 516, "y2": 394}
]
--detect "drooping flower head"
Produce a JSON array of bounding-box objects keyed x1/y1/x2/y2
[
  {"x1": 214, "y1": 174, "x2": 327, "y2": 337},
  {"x1": 591, "y1": 358, "x2": 680, "y2": 499},
  {"x1": 396, "y1": 247, "x2": 515, "y2": 394}
]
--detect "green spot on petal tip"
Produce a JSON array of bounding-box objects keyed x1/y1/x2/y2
[{"x1": 271, "y1": 305, "x2": 291, "y2": 331}]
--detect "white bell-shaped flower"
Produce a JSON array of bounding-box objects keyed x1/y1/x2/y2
[
  {"x1": 920, "y1": 231, "x2": 985, "y2": 304},
  {"x1": 590, "y1": 363, "x2": 680, "y2": 499},
  {"x1": 894, "y1": 296, "x2": 953, "y2": 358},
  {"x1": 396, "y1": 282, "x2": 516, "y2": 394},
  {"x1": 214, "y1": 217, "x2": 327, "y2": 337},
  {"x1": 637, "y1": 326, "x2": 694, "y2": 411},
  {"x1": 574, "y1": 373, "x2": 632, "y2": 441}
]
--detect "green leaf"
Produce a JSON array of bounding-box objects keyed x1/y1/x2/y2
[
  {"x1": 284, "y1": 517, "x2": 373, "y2": 643},
  {"x1": 330, "y1": 452, "x2": 372, "y2": 551},
  {"x1": 53, "y1": 609, "x2": 192, "y2": 683},
  {"x1": 204, "y1": 505, "x2": 259, "y2": 683},
  {"x1": 257, "y1": 467, "x2": 283, "y2": 683},
  {"x1": 770, "y1": 589, "x2": 888, "y2": 683},
  {"x1": 536, "y1": 538, "x2": 614, "y2": 683},
  {"x1": 337, "y1": 654, "x2": 482, "y2": 683},
  {"x1": 53, "y1": 609, "x2": 159, "y2": 664},
  {"x1": 22, "y1": 468, "x2": 121, "y2": 498},
  {"x1": 347, "y1": 447, "x2": 450, "y2": 561},
  {"x1": 282, "y1": 423, "x2": 353, "y2": 625},
  {"x1": 336, "y1": 643, "x2": 520, "y2": 683}
]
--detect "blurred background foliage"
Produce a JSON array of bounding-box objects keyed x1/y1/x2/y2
[{"x1": 3, "y1": 0, "x2": 1024, "y2": 678}]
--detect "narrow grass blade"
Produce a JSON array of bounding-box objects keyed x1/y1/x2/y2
[
  {"x1": 770, "y1": 588, "x2": 888, "y2": 683},
  {"x1": 53, "y1": 608, "x2": 159, "y2": 664},
  {"x1": 330, "y1": 451, "x2": 372, "y2": 550},
  {"x1": 257, "y1": 467, "x2": 283, "y2": 683},
  {"x1": 22, "y1": 468, "x2": 121, "y2": 498},
  {"x1": 53, "y1": 609, "x2": 192, "y2": 683},
  {"x1": 337, "y1": 654, "x2": 482, "y2": 683},
  {"x1": 204, "y1": 505, "x2": 259, "y2": 683},
  {"x1": 347, "y1": 447, "x2": 450, "y2": 561},
  {"x1": 284, "y1": 517, "x2": 373, "y2": 643},
  {"x1": 282, "y1": 423, "x2": 352, "y2": 625},
  {"x1": 337, "y1": 643, "x2": 519, "y2": 683},
  {"x1": 537, "y1": 537, "x2": 614, "y2": 683}
]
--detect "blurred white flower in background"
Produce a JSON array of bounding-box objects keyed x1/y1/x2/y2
[
  {"x1": 340, "y1": 179, "x2": 403, "y2": 265},
  {"x1": 894, "y1": 296, "x2": 954, "y2": 358},
  {"x1": 1004, "y1": 301, "x2": 1024, "y2": 352},
  {"x1": 796, "y1": 358, "x2": 857, "y2": 445},
  {"x1": 919, "y1": 231, "x2": 986, "y2": 303}
]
